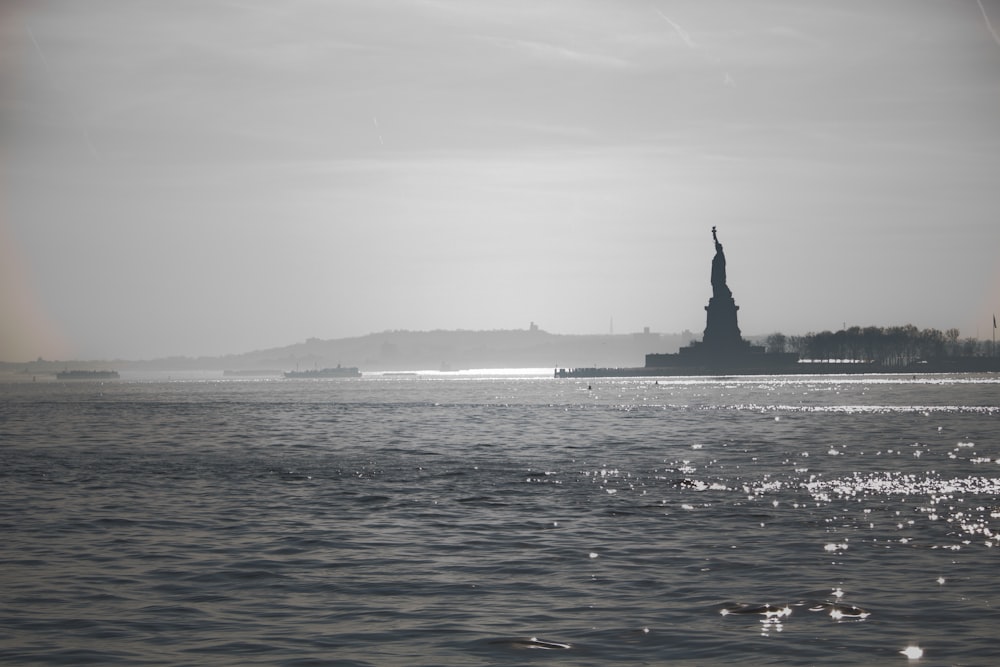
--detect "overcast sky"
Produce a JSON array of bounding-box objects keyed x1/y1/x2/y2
[{"x1": 3, "y1": 1, "x2": 999, "y2": 361}]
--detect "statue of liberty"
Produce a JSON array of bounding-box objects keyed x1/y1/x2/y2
[{"x1": 711, "y1": 226, "x2": 731, "y2": 299}]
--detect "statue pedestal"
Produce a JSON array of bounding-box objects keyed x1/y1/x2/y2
[{"x1": 702, "y1": 295, "x2": 743, "y2": 351}]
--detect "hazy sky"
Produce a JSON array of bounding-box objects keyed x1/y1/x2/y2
[{"x1": 3, "y1": 1, "x2": 999, "y2": 360}]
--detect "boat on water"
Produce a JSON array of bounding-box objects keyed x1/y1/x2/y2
[
  {"x1": 56, "y1": 370, "x2": 120, "y2": 380},
  {"x1": 283, "y1": 365, "x2": 361, "y2": 379}
]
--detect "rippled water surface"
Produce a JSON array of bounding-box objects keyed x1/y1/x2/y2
[{"x1": 2, "y1": 373, "x2": 999, "y2": 665}]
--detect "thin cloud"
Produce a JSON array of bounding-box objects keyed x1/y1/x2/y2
[
  {"x1": 976, "y1": 0, "x2": 1000, "y2": 47},
  {"x1": 482, "y1": 34, "x2": 633, "y2": 69},
  {"x1": 653, "y1": 8, "x2": 696, "y2": 49},
  {"x1": 24, "y1": 24, "x2": 50, "y2": 70},
  {"x1": 21, "y1": 21, "x2": 102, "y2": 161}
]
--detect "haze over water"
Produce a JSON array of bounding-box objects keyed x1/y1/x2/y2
[{"x1": 2, "y1": 373, "x2": 999, "y2": 665}]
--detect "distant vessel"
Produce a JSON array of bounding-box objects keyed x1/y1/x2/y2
[
  {"x1": 283, "y1": 365, "x2": 361, "y2": 379},
  {"x1": 56, "y1": 370, "x2": 120, "y2": 380}
]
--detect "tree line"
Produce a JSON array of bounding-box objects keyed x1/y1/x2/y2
[{"x1": 764, "y1": 325, "x2": 994, "y2": 367}]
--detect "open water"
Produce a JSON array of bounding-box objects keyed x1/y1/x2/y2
[{"x1": 2, "y1": 372, "x2": 999, "y2": 666}]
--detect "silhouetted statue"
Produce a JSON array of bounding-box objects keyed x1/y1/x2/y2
[
  {"x1": 642, "y1": 225, "x2": 801, "y2": 371},
  {"x1": 702, "y1": 226, "x2": 742, "y2": 350},
  {"x1": 710, "y1": 226, "x2": 731, "y2": 299}
]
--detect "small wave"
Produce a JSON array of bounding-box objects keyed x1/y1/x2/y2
[
  {"x1": 807, "y1": 602, "x2": 871, "y2": 620},
  {"x1": 721, "y1": 598, "x2": 872, "y2": 625},
  {"x1": 720, "y1": 603, "x2": 793, "y2": 618},
  {"x1": 487, "y1": 636, "x2": 572, "y2": 650}
]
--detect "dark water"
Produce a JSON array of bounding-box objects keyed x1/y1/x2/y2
[{"x1": 2, "y1": 373, "x2": 999, "y2": 666}]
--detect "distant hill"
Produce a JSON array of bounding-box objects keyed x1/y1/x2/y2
[
  {"x1": 229, "y1": 328, "x2": 696, "y2": 372},
  {"x1": 4, "y1": 328, "x2": 697, "y2": 374},
  {"x1": 192, "y1": 328, "x2": 696, "y2": 372}
]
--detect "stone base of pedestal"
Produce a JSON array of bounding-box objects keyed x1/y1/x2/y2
[{"x1": 702, "y1": 295, "x2": 743, "y2": 350}]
